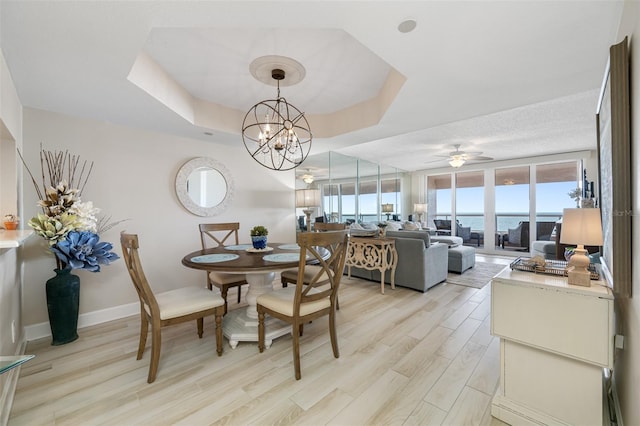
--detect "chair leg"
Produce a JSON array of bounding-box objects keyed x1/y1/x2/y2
[
  {"x1": 148, "y1": 326, "x2": 161, "y2": 383},
  {"x1": 221, "y1": 286, "x2": 229, "y2": 315},
  {"x1": 237, "y1": 285, "x2": 242, "y2": 303},
  {"x1": 215, "y1": 310, "x2": 223, "y2": 356},
  {"x1": 137, "y1": 312, "x2": 148, "y2": 360},
  {"x1": 197, "y1": 317, "x2": 204, "y2": 338},
  {"x1": 258, "y1": 308, "x2": 265, "y2": 353},
  {"x1": 292, "y1": 321, "x2": 302, "y2": 380},
  {"x1": 329, "y1": 310, "x2": 340, "y2": 359},
  {"x1": 281, "y1": 277, "x2": 288, "y2": 288}
]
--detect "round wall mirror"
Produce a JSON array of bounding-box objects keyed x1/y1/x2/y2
[{"x1": 175, "y1": 157, "x2": 234, "y2": 216}]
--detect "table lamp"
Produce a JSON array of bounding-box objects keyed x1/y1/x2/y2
[
  {"x1": 381, "y1": 203, "x2": 394, "y2": 221},
  {"x1": 295, "y1": 189, "x2": 321, "y2": 232},
  {"x1": 414, "y1": 203, "x2": 427, "y2": 223},
  {"x1": 560, "y1": 208, "x2": 603, "y2": 287}
]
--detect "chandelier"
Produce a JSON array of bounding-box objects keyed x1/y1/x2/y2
[{"x1": 242, "y1": 68, "x2": 312, "y2": 171}]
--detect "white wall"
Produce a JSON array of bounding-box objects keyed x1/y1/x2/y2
[
  {"x1": 20, "y1": 108, "x2": 296, "y2": 330},
  {"x1": 614, "y1": 2, "x2": 640, "y2": 424},
  {"x1": 0, "y1": 44, "x2": 26, "y2": 425}
]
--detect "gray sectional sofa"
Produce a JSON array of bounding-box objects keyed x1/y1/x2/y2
[{"x1": 347, "y1": 230, "x2": 448, "y2": 292}]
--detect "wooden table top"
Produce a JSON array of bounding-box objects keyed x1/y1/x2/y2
[{"x1": 181, "y1": 243, "x2": 303, "y2": 274}]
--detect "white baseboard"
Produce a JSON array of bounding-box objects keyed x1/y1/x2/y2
[{"x1": 24, "y1": 302, "x2": 139, "y2": 342}]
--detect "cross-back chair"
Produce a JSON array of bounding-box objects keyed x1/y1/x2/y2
[
  {"x1": 257, "y1": 230, "x2": 349, "y2": 380},
  {"x1": 313, "y1": 222, "x2": 347, "y2": 231},
  {"x1": 199, "y1": 223, "x2": 248, "y2": 313},
  {"x1": 120, "y1": 232, "x2": 225, "y2": 383},
  {"x1": 281, "y1": 222, "x2": 346, "y2": 288}
]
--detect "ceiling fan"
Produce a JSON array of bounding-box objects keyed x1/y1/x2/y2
[
  {"x1": 433, "y1": 144, "x2": 494, "y2": 168},
  {"x1": 297, "y1": 169, "x2": 315, "y2": 184}
]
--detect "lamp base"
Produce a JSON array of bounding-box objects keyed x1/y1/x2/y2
[
  {"x1": 567, "y1": 268, "x2": 591, "y2": 287},
  {"x1": 303, "y1": 208, "x2": 313, "y2": 233},
  {"x1": 566, "y1": 247, "x2": 591, "y2": 287}
]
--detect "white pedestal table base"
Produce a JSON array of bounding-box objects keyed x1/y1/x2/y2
[{"x1": 222, "y1": 271, "x2": 291, "y2": 348}]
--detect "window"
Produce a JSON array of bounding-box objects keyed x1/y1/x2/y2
[{"x1": 455, "y1": 171, "x2": 484, "y2": 247}]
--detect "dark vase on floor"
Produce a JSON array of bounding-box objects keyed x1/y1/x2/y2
[{"x1": 46, "y1": 268, "x2": 80, "y2": 345}]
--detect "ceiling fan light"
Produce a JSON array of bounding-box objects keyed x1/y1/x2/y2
[
  {"x1": 449, "y1": 157, "x2": 465, "y2": 168},
  {"x1": 302, "y1": 174, "x2": 314, "y2": 184}
]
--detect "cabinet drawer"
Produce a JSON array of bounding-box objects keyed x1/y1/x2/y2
[{"x1": 491, "y1": 280, "x2": 613, "y2": 367}]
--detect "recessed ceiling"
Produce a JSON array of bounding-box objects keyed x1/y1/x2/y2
[{"x1": 0, "y1": 1, "x2": 625, "y2": 171}]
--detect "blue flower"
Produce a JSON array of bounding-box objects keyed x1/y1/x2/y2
[{"x1": 51, "y1": 230, "x2": 120, "y2": 272}]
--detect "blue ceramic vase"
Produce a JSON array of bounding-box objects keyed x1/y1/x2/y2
[{"x1": 251, "y1": 235, "x2": 267, "y2": 250}]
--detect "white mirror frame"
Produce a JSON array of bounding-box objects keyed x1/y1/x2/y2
[{"x1": 175, "y1": 157, "x2": 234, "y2": 216}]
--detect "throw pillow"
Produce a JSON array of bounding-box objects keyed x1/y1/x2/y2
[
  {"x1": 403, "y1": 221, "x2": 419, "y2": 230},
  {"x1": 386, "y1": 221, "x2": 402, "y2": 231}
]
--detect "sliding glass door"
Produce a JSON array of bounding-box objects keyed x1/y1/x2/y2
[{"x1": 455, "y1": 171, "x2": 484, "y2": 248}]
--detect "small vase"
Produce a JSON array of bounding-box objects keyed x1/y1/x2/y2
[
  {"x1": 564, "y1": 248, "x2": 575, "y2": 262},
  {"x1": 46, "y1": 268, "x2": 80, "y2": 345},
  {"x1": 251, "y1": 235, "x2": 267, "y2": 250}
]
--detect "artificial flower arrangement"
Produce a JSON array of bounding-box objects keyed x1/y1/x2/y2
[{"x1": 20, "y1": 147, "x2": 120, "y2": 272}]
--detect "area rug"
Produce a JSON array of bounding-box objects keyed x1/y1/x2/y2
[{"x1": 446, "y1": 261, "x2": 508, "y2": 289}]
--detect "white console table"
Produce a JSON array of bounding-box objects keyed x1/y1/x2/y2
[{"x1": 490, "y1": 268, "x2": 613, "y2": 426}]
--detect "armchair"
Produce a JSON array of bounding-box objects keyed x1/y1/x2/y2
[
  {"x1": 433, "y1": 219, "x2": 451, "y2": 235},
  {"x1": 503, "y1": 221, "x2": 530, "y2": 251},
  {"x1": 455, "y1": 221, "x2": 472, "y2": 244}
]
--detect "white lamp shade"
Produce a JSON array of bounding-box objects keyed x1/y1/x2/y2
[
  {"x1": 414, "y1": 203, "x2": 427, "y2": 214},
  {"x1": 295, "y1": 189, "x2": 321, "y2": 208},
  {"x1": 382, "y1": 203, "x2": 394, "y2": 213},
  {"x1": 560, "y1": 208, "x2": 604, "y2": 246}
]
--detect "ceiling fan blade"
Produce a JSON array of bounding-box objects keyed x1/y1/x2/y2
[{"x1": 466, "y1": 155, "x2": 494, "y2": 161}]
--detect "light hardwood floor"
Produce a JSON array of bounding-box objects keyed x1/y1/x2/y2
[{"x1": 10, "y1": 256, "x2": 512, "y2": 426}]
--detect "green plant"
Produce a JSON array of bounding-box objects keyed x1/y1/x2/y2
[{"x1": 250, "y1": 225, "x2": 268, "y2": 237}]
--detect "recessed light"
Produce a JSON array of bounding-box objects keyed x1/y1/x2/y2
[{"x1": 398, "y1": 19, "x2": 417, "y2": 33}]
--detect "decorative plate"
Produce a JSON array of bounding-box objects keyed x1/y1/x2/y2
[
  {"x1": 246, "y1": 246, "x2": 274, "y2": 253},
  {"x1": 263, "y1": 253, "x2": 305, "y2": 263},
  {"x1": 278, "y1": 244, "x2": 300, "y2": 250},
  {"x1": 224, "y1": 244, "x2": 253, "y2": 250},
  {"x1": 190, "y1": 253, "x2": 239, "y2": 263}
]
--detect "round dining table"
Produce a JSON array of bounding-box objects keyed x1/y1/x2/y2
[{"x1": 181, "y1": 242, "x2": 304, "y2": 349}]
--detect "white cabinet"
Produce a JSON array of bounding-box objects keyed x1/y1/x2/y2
[{"x1": 490, "y1": 268, "x2": 613, "y2": 426}]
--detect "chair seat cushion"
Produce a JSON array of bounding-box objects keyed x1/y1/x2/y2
[
  {"x1": 257, "y1": 287, "x2": 330, "y2": 317},
  {"x1": 208, "y1": 271, "x2": 247, "y2": 285},
  {"x1": 150, "y1": 287, "x2": 224, "y2": 320},
  {"x1": 281, "y1": 265, "x2": 329, "y2": 283}
]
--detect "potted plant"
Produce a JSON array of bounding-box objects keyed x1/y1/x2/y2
[
  {"x1": 3, "y1": 214, "x2": 19, "y2": 230},
  {"x1": 250, "y1": 225, "x2": 268, "y2": 250}
]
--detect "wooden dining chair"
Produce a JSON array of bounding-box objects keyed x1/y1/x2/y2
[
  {"x1": 280, "y1": 222, "x2": 346, "y2": 288},
  {"x1": 257, "y1": 230, "x2": 349, "y2": 380},
  {"x1": 313, "y1": 222, "x2": 347, "y2": 232},
  {"x1": 120, "y1": 232, "x2": 225, "y2": 383},
  {"x1": 199, "y1": 223, "x2": 248, "y2": 313}
]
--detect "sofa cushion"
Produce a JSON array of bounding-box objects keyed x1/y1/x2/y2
[
  {"x1": 430, "y1": 235, "x2": 463, "y2": 248},
  {"x1": 386, "y1": 230, "x2": 430, "y2": 248}
]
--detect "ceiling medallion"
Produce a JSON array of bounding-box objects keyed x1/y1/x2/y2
[{"x1": 242, "y1": 57, "x2": 312, "y2": 171}]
